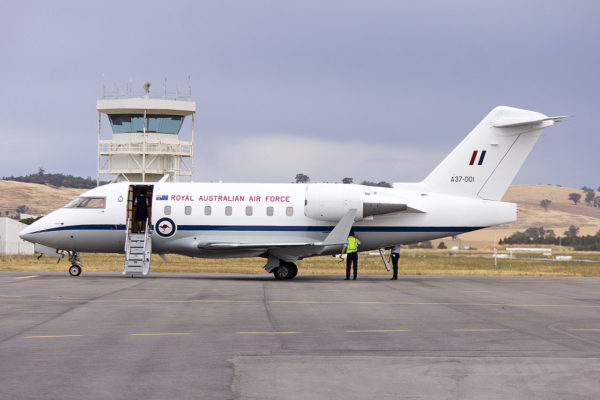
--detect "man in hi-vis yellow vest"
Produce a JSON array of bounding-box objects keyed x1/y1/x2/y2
[{"x1": 340, "y1": 230, "x2": 361, "y2": 280}]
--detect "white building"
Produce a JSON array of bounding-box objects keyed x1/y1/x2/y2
[{"x1": 0, "y1": 217, "x2": 34, "y2": 255}]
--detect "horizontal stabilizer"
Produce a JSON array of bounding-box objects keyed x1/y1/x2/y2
[{"x1": 493, "y1": 115, "x2": 567, "y2": 128}]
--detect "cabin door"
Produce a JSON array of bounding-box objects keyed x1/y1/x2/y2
[{"x1": 127, "y1": 185, "x2": 154, "y2": 233}]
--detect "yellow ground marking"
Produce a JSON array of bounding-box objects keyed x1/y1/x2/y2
[
  {"x1": 567, "y1": 329, "x2": 600, "y2": 332},
  {"x1": 13, "y1": 275, "x2": 39, "y2": 280},
  {"x1": 51, "y1": 297, "x2": 88, "y2": 300},
  {"x1": 1, "y1": 297, "x2": 599, "y2": 309},
  {"x1": 24, "y1": 334, "x2": 84, "y2": 339},
  {"x1": 345, "y1": 329, "x2": 410, "y2": 333},
  {"x1": 0, "y1": 295, "x2": 22, "y2": 298},
  {"x1": 453, "y1": 329, "x2": 513, "y2": 332},
  {"x1": 129, "y1": 333, "x2": 192, "y2": 336},
  {"x1": 236, "y1": 331, "x2": 300, "y2": 334}
]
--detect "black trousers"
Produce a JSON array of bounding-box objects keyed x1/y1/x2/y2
[
  {"x1": 391, "y1": 252, "x2": 399, "y2": 278},
  {"x1": 346, "y1": 252, "x2": 358, "y2": 279}
]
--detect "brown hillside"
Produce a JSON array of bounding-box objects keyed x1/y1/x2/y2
[
  {"x1": 456, "y1": 184, "x2": 600, "y2": 249},
  {"x1": 0, "y1": 180, "x2": 85, "y2": 216}
]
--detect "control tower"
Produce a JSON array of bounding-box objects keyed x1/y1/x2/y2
[{"x1": 97, "y1": 82, "x2": 196, "y2": 183}]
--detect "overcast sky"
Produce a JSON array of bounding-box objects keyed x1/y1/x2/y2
[{"x1": 1, "y1": 1, "x2": 598, "y2": 187}]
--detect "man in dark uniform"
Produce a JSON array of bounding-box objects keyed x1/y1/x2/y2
[
  {"x1": 390, "y1": 245, "x2": 401, "y2": 280},
  {"x1": 133, "y1": 191, "x2": 149, "y2": 232}
]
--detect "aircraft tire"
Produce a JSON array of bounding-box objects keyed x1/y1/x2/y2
[
  {"x1": 68, "y1": 264, "x2": 82, "y2": 277},
  {"x1": 288, "y1": 263, "x2": 298, "y2": 279},
  {"x1": 273, "y1": 262, "x2": 297, "y2": 280}
]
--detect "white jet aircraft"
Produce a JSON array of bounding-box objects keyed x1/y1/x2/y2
[{"x1": 20, "y1": 106, "x2": 564, "y2": 279}]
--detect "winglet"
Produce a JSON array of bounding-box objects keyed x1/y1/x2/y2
[{"x1": 322, "y1": 209, "x2": 357, "y2": 246}]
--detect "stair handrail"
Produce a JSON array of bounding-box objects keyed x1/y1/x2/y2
[
  {"x1": 143, "y1": 218, "x2": 150, "y2": 248},
  {"x1": 124, "y1": 217, "x2": 131, "y2": 255},
  {"x1": 142, "y1": 218, "x2": 151, "y2": 275}
]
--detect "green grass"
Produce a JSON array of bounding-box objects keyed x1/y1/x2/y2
[{"x1": 2, "y1": 249, "x2": 600, "y2": 277}]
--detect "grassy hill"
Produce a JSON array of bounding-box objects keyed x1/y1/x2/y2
[
  {"x1": 0, "y1": 180, "x2": 85, "y2": 216},
  {"x1": 1, "y1": 180, "x2": 599, "y2": 249},
  {"x1": 454, "y1": 184, "x2": 600, "y2": 249}
]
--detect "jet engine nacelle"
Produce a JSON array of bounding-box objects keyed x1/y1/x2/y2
[{"x1": 304, "y1": 184, "x2": 408, "y2": 222}]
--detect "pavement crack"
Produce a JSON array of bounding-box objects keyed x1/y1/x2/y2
[{"x1": 261, "y1": 282, "x2": 286, "y2": 351}]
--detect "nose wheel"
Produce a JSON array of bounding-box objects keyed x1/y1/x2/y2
[{"x1": 67, "y1": 251, "x2": 83, "y2": 277}]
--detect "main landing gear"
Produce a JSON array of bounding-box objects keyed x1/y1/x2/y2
[
  {"x1": 273, "y1": 261, "x2": 298, "y2": 280},
  {"x1": 67, "y1": 251, "x2": 82, "y2": 276}
]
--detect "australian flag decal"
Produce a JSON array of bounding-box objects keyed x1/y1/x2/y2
[{"x1": 155, "y1": 194, "x2": 168, "y2": 201}]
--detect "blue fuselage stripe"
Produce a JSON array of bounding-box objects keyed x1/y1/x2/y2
[
  {"x1": 178, "y1": 225, "x2": 478, "y2": 233},
  {"x1": 32, "y1": 224, "x2": 481, "y2": 234},
  {"x1": 32, "y1": 224, "x2": 127, "y2": 234}
]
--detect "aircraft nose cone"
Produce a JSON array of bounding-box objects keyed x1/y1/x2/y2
[{"x1": 19, "y1": 223, "x2": 41, "y2": 243}]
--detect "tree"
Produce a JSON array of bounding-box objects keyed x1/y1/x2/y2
[
  {"x1": 294, "y1": 173, "x2": 310, "y2": 183},
  {"x1": 342, "y1": 177, "x2": 353, "y2": 184},
  {"x1": 16, "y1": 205, "x2": 28, "y2": 214},
  {"x1": 19, "y1": 216, "x2": 42, "y2": 225},
  {"x1": 568, "y1": 192, "x2": 581, "y2": 205},
  {"x1": 540, "y1": 199, "x2": 552, "y2": 211},
  {"x1": 437, "y1": 242, "x2": 447, "y2": 249},
  {"x1": 360, "y1": 181, "x2": 392, "y2": 188},
  {"x1": 581, "y1": 186, "x2": 594, "y2": 193},
  {"x1": 37, "y1": 167, "x2": 45, "y2": 175},
  {"x1": 584, "y1": 190, "x2": 596, "y2": 206},
  {"x1": 525, "y1": 227, "x2": 546, "y2": 240},
  {"x1": 564, "y1": 225, "x2": 580, "y2": 238}
]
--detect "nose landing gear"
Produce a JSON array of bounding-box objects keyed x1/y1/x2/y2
[{"x1": 67, "y1": 251, "x2": 83, "y2": 276}]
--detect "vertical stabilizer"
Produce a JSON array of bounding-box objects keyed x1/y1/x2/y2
[{"x1": 421, "y1": 106, "x2": 564, "y2": 200}]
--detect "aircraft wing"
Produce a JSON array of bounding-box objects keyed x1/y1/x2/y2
[
  {"x1": 197, "y1": 241, "x2": 315, "y2": 249},
  {"x1": 196, "y1": 209, "x2": 358, "y2": 257}
]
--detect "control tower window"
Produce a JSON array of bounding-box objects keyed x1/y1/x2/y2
[{"x1": 109, "y1": 114, "x2": 184, "y2": 134}]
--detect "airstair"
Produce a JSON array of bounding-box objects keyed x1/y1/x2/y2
[{"x1": 123, "y1": 218, "x2": 152, "y2": 276}]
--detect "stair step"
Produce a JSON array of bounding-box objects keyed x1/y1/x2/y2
[
  {"x1": 126, "y1": 260, "x2": 144, "y2": 266},
  {"x1": 124, "y1": 231, "x2": 152, "y2": 276}
]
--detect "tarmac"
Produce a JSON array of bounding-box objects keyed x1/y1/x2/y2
[{"x1": 1, "y1": 271, "x2": 599, "y2": 399}]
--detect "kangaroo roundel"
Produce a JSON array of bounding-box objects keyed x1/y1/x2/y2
[{"x1": 155, "y1": 217, "x2": 176, "y2": 237}]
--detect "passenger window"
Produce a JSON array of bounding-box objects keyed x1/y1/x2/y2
[
  {"x1": 225, "y1": 206, "x2": 232, "y2": 216},
  {"x1": 286, "y1": 207, "x2": 293, "y2": 216},
  {"x1": 204, "y1": 206, "x2": 211, "y2": 216},
  {"x1": 266, "y1": 206, "x2": 274, "y2": 216},
  {"x1": 245, "y1": 206, "x2": 253, "y2": 216},
  {"x1": 164, "y1": 205, "x2": 171, "y2": 215},
  {"x1": 184, "y1": 206, "x2": 192, "y2": 215}
]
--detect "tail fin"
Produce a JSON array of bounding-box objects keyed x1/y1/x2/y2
[{"x1": 421, "y1": 106, "x2": 565, "y2": 200}]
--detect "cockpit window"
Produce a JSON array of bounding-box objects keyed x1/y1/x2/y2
[{"x1": 64, "y1": 197, "x2": 106, "y2": 209}]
